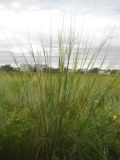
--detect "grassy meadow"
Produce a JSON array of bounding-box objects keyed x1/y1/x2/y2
[
  {"x1": 0, "y1": 32, "x2": 120, "y2": 160},
  {"x1": 0, "y1": 71, "x2": 120, "y2": 160}
]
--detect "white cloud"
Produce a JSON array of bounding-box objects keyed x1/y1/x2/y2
[{"x1": 0, "y1": 0, "x2": 119, "y2": 66}]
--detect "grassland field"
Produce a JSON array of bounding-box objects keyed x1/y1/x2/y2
[{"x1": 0, "y1": 71, "x2": 120, "y2": 160}]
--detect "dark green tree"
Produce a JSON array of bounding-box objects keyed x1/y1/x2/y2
[
  {"x1": 89, "y1": 67, "x2": 99, "y2": 73},
  {"x1": 0, "y1": 65, "x2": 15, "y2": 72}
]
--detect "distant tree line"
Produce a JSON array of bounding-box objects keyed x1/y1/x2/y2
[
  {"x1": 0, "y1": 64, "x2": 118, "y2": 74},
  {"x1": 89, "y1": 67, "x2": 118, "y2": 74},
  {"x1": 0, "y1": 65, "x2": 19, "y2": 72}
]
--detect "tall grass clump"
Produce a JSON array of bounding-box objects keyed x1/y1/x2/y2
[{"x1": 0, "y1": 29, "x2": 120, "y2": 160}]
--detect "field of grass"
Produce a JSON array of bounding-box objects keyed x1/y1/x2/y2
[{"x1": 0, "y1": 70, "x2": 120, "y2": 160}]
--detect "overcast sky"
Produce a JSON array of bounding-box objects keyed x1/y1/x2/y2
[{"x1": 0, "y1": 0, "x2": 120, "y2": 68}]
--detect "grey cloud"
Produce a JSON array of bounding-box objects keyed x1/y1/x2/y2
[{"x1": 0, "y1": 0, "x2": 120, "y2": 16}]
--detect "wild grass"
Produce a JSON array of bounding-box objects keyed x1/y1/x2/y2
[{"x1": 0, "y1": 30, "x2": 120, "y2": 160}]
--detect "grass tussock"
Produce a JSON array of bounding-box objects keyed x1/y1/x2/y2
[{"x1": 0, "y1": 31, "x2": 120, "y2": 160}]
